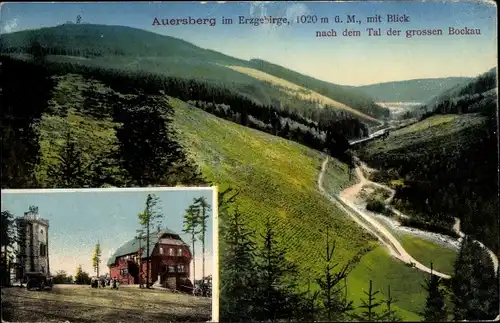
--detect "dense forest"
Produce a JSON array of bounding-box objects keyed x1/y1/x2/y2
[
  {"x1": 358, "y1": 68, "x2": 499, "y2": 253},
  {"x1": 0, "y1": 55, "x2": 205, "y2": 188}
]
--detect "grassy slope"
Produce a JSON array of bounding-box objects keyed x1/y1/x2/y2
[
  {"x1": 359, "y1": 114, "x2": 487, "y2": 160},
  {"x1": 35, "y1": 74, "x2": 430, "y2": 320},
  {"x1": 169, "y1": 97, "x2": 430, "y2": 320},
  {"x1": 397, "y1": 234, "x2": 457, "y2": 275},
  {"x1": 225, "y1": 65, "x2": 381, "y2": 123},
  {"x1": 353, "y1": 77, "x2": 472, "y2": 102}
]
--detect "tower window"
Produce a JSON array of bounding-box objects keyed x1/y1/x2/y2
[{"x1": 40, "y1": 243, "x2": 46, "y2": 257}]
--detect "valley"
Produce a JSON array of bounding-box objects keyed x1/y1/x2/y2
[{"x1": 1, "y1": 21, "x2": 498, "y2": 322}]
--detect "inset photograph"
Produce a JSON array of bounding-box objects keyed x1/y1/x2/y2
[{"x1": 1, "y1": 187, "x2": 217, "y2": 323}]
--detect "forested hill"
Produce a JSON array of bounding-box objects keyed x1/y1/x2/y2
[
  {"x1": 351, "y1": 77, "x2": 472, "y2": 103},
  {"x1": 248, "y1": 59, "x2": 389, "y2": 119},
  {"x1": 0, "y1": 23, "x2": 388, "y2": 120},
  {"x1": 421, "y1": 67, "x2": 497, "y2": 118},
  {"x1": 358, "y1": 66, "x2": 499, "y2": 254}
]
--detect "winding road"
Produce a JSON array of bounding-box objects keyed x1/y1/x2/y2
[{"x1": 318, "y1": 155, "x2": 498, "y2": 278}]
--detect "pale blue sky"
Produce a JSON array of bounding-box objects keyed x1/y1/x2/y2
[
  {"x1": 0, "y1": 1, "x2": 497, "y2": 84},
  {"x1": 1, "y1": 188, "x2": 215, "y2": 279}
]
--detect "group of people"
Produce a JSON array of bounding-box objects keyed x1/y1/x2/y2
[{"x1": 90, "y1": 276, "x2": 118, "y2": 289}]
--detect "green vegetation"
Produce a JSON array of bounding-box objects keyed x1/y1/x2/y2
[
  {"x1": 171, "y1": 97, "x2": 437, "y2": 320},
  {"x1": 358, "y1": 67, "x2": 498, "y2": 257},
  {"x1": 359, "y1": 112, "x2": 497, "y2": 249},
  {"x1": 170, "y1": 97, "x2": 374, "y2": 273},
  {"x1": 451, "y1": 236, "x2": 498, "y2": 321},
  {"x1": 0, "y1": 24, "x2": 388, "y2": 121},
  {"x1": 398, "y1": 235, "x2": 457, "y2": 275},
  {"x1": 347, "y1": 247, "x2": 427, "y2": 321},
  {"x1": 249, "y1": 59, "x2": 389, "y2": 119},
  {"x1": 352, "y1": 77, "x2": 471, "y2": 103}
]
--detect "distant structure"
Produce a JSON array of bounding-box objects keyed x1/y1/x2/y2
[
  {"x1": 15, "y1": 206, "x2": 50, "y2": 278},
  {"x1": 107, "y1": 228, "x2": 192, "y2": 291}
]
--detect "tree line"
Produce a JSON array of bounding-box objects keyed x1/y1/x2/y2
[
  {"x1": 1, "y1": 55, "x2": 364, "y2": 188},
  {"x1": 41, "y1": 58, "x2": 368, "y2": 154}
]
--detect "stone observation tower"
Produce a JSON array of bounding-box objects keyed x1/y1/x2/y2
[{"x1": 15, "y1": 206, "x2": 50, "y2": 277}]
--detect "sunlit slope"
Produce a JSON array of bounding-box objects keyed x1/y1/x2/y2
[
  {"x1": 225, "y1": 65, "x2": 381, "y2": 124},
  {"x1": 170, "y1": 97, "x2": 429, "y2": 320}
]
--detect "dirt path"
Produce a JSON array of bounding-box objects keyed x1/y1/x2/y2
[
  {"x1": 354, "y1": 156, "x2": 498, "y2": 275},
  {"x1": 318, "y1": 156, "x2": 451, "y2": 279},
  {"x1": 320, "y1": 154, "x2": 498, "y2": 277}
]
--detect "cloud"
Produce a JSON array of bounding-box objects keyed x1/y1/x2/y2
[
  {"x1": 2, "y1": 18, "x2": 18, "y2": 33},
  {"x1": 285, "y1": 3, "x2": 311, "y2": 22}
]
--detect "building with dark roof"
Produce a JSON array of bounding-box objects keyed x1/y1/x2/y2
[{"x1": 107, "y1": 228, "x2": 192, "y2": 291}]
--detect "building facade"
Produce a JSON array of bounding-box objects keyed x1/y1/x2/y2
[
  {"x1": 107, "y1": 228, "x2": 192, "y2": 291},
  {"x1": 15, "y1": 207, "x2": 50, "y2": 278}
]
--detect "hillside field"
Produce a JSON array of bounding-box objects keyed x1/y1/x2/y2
[
  {"x1": 224, "y1": 65, "x2": 381, "y2": 123},
  {"x1": 169, "y1": 97, "x2": 438, "y2": 319},
  {"x1": 31, "y1": 73, "x2": 453, "y2": 319}
]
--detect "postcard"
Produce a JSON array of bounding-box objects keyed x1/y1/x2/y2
[
  {"x1": 0, "y1": 0, "x2": 498, "y2": 322},
  {"x1": 1, "y1": 187, "x2": 217, "y2": 322}
]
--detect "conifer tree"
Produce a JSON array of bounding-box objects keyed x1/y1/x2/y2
[
  {"x1": 381, "y1": 285, "x2": 401, "y2": 322},
  {"x1": 92, "y1": 241, "x2": 102, "y2": 278},
  {"x1": 193, "y1": 196, "x2": 211, "y2": 281},
  {"x1": 252, "y1": 217, "x2": 300, "y2": 322},
  {"x1": 138, "y1": 194, "x2": 162, "y2": 288},
  {"x1": 422, "y1": 263, "x2": 447, "y2": 322},
  {"x1": 48, "y1": 129, "x2": 90, "y2": 188},
  {"x1": 316, "y1": 225, "x2": 354, "y2": 321},
  {"x1": 353, "y1": 280, "x2": 385, "y2": 322},
  {"x1": 452, "y1": 235, "x2": 498, "y2": 321},
  {"x1": 219, "y1": 206, "x2": 257, "y2": 322},
  {"x1": 183, "y1": 203, "x2": 200, "y2": 291}
]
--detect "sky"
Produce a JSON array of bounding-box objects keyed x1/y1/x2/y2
[
  {"x1": 0, "y1": 1, "x2": 497, "y2": 85},
  {"x1": 1, "y1": 188, "x2": 215, "y2": 282}
]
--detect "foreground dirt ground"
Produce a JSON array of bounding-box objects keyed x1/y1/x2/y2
[{"x1": 1, "y1": 284, "x2": 212, "y2": 322}]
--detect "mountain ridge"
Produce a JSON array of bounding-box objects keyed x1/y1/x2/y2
[{"x1": 0, "y1": 23, "x2": 388, "y2": 120}]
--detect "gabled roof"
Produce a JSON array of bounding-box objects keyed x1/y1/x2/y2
[{"x1": 106, "y1": 228, "x2": 189, "y2": 267}]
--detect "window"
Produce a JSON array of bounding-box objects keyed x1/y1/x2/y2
[
  {"x1": 40, "y1": 229, "x2": 44, "y2": 235},
  {"x1": 177, "y1": 264, "x2": 185, "y2": 273},
  {"x1": 41, "y1": 266, "x2": 45, "y2": 273},
  {"x1": 168, "y1": 265, "x2": 175, "y2": 273},
  {"x1": 159, "y1": 247, "x2": 164, "y2": 254},
  {"x1": 120, "y1": 268, "x2": 128, "y2": 276},
  {"x1": 168, "y1": 248, "x2": 174, "y2": 256},
  {"x1": 177, "y1": 248, "x2": 183, "y2": 256},
  {"x1": 39, "y1": 243, "x2": 46, "y2": 257}
]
